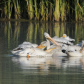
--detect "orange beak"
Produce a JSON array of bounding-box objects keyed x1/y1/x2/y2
[
  {"x1": 45, "y1": 47, "x2": 56, "y2": 53},
  {"x1": 36, "y1": 44, "x2": 45, "y2": 49},
  {"x1": 27, "y1": 54, "x2": 29, "y2": 59}
]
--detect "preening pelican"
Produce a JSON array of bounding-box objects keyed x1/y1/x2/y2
[
  {"x1": 37, "y1": 33, "x2": 75, "y2": 52},
  {"x1": 11, "y1": 32, "x2": 58, "y2": 57},
  {"x1": 37, "y1": 32, "x2": 59, "y2": 50},
  {"x1": 52, "y1": 36, "x2": 73, "y2": 45}
]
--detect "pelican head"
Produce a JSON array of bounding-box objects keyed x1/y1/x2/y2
[
  {"x1": 44, "y1": 32, "x2": 59, "y2": 46},
  {"x1": 44, "y1": 32, "x2": 50, "y2": 38},
  {"x1": 62, "y1": 34, "x2": 67, "y2": 38}
]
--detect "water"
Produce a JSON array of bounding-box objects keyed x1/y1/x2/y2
[{"x1": 0, "y1": 21, "x2": 84, "y2": 84}]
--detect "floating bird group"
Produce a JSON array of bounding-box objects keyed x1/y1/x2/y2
[{"x1": 11, "y1": 32, "x2": 84, "y2": 58}]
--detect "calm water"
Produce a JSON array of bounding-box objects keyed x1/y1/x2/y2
[{"x1": 0, "y1": 21, "x2": 84, "y2": 84}]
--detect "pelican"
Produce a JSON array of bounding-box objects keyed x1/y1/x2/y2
[
  {"x1": 39, "y1": 33, "x2": 75, "y2": 57},
  {"x1": 62, "y1": 41, "x2": 84, "y2": 57},
  {"x1": 11, "y1": 42, "x2": 38, "y2": 55},
  {"x1": 37, "y1": 33, "x2": 75, "y2": 51},
  {"x1": 37, "y1": 32, "x2": 59, "y2": 50},
  {"x1": 52, "y1": 36, "x2": 73, "y2": 45},
  {"x1": 12, "y1": 32, "x2": 59, "y2": 57},
  {"x1": 62, "y1": 34, "x2": 75, "y2": 42},
  {"x1": 37, "y1": 33, "x2": 75, "y2": 57},
  {"x1": 15, "y1": 47, "x2": 57, "y2": 57}
]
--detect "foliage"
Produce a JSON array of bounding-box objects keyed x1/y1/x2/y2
[{"x1": 0, "y1": 0, "x2": 84, "y2": 21}]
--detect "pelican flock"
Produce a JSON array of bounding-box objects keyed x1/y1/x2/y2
[{"x1": 11, "y1": 32, "x2": 84, "y2": 57}]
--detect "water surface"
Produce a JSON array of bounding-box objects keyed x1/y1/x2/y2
[{"x1": 0, "y1": 21, "x2": 84, "y2": 84}]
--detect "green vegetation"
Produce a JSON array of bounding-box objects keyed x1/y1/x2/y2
[{"x1": 0, "y1": 0, "x2": 84, "y2": 21}]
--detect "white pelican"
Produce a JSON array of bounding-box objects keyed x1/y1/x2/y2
[
  {"x1": 12, "y1": 32, "x2": 59, "y2": 57},
  {"x1": 61, "y1": 41, "x2": 84, "y2": 57},
  {"x1": 11, "y1": 42, "x2": 38, "y2": 55},
  {"x1": 15, "y1": 47, "x2": 57, "y2": 57},
  {"x1": 37, "y1": 32, "x2": 59, "y2": 50},
  {"x1": 37, "y1": 33, "x2": 75, "y2": 57},
  {"x1": 52, "y1": 36, "x2": 73, "y2": 45},
  {"x1": 37, "y1": 33, "x2": 75, "y2": 51},
  {"x1": 62, "y1": 34, "x2": 75, "y2": 42}
]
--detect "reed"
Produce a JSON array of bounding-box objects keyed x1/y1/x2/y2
[
  {"x1": 16, "y1": 0, "x2": 20, "y2": 19},
  {"x1": 34, "y1": 0, "x2": 38, "y2": 20},
  {"x1": 21, "y1": 1, "x2": 27, "y2": 18},
  {"x1": 60, "y1": 0, "x2": 66, "y2": 21},
  {"x1": 0, "y1": 0, "x2": 84, "y2": 21},
  {"x1": 8, "y1": 0, "x2": 11, "y2": 19},
  {"x1": 75, "y1": 0, "x2": 78, "y2": 21},
  {"x1": 27, "y1": 0, "x2": 34, "y2": 20},
  {"x1": 45, "y1": 0, "x2": 48, "y2": 21},
  {"x1": 49, "y1": 2, "x2": 52, "y2": 21},
  {"x1": 26, "y1": 0, "x2": 29, "y2": 17},
  {"x1": 66, "y1": 2, "x2": 70, "y2": 21},
  {"x1": 13, "y1": 0, "x2": 17, "y2": 19},
  {"x1": 40, "y1": 0, "x2": 45, "y2": 21},
  {"x1": 54, "y1": 0, "x2": 60, "y2": 21},
  {"x1": 4, "y1": 1, "x2": 7, "y2": 18},
  {"x1": 13, "y1": 0, "x2": 20, "y2": 19}
]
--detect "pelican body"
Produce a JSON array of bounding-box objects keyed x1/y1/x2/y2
[
  {"x1": 11, "y1": 42, "x2": 38, "y2": 55},
  {"x1": 11, "y1": 32, "x2": 59, "y2": 57},
  {"x1": 15, "y1": 47, "x2": 54, "y2": 57}
]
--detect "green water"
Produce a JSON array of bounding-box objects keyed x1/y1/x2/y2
[{"x1": 0, "y1": 21, "x2": 84, "y2": 84}]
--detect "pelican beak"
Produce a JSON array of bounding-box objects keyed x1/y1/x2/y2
[
  {"x1": 36, "y1": 44, "x2": 46, "y2": 49},
  {"x1": 45, "y1": 47, "x2": 56, "y2": 53},
  {"x1": 46, "y1": 36, "x2": 59, "y2": 46}
]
